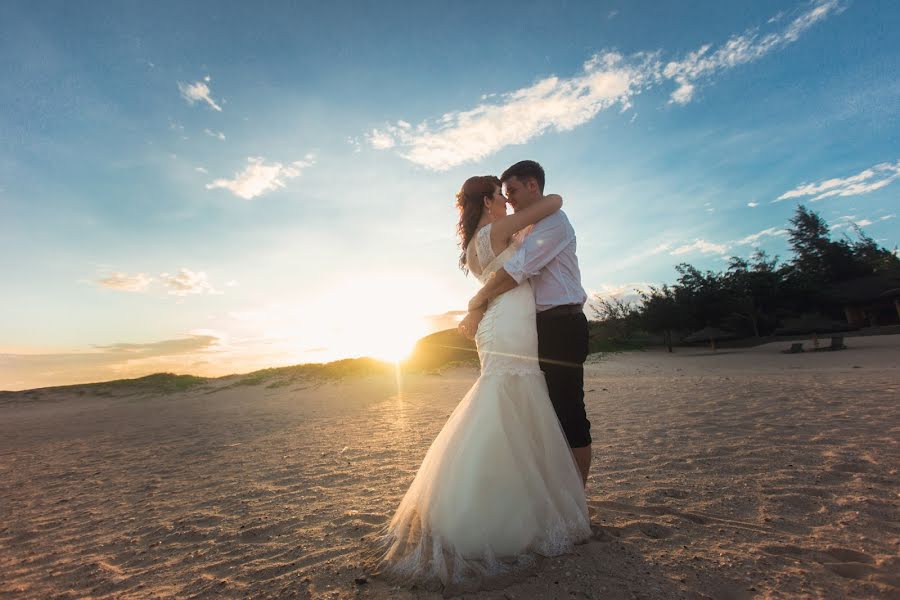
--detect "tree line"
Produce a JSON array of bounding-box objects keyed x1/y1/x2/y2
[{"x1": 592, "y1": 205, "x2": 900, "y2": 351}]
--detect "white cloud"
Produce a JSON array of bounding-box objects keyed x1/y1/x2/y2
[
  {"x1": 589, "y1": 282, "x2": 652, "y2": 302},
  {"x1": 368, "y1": 129, "x2": 396, "y2": 150},
  {"x1": 194, "y1": 166, "x2": 208, "y2": 174},
  {"x1": 584, "y1": 282, "x2": 653, "y2": 320},
  {"x1": 776, "y1": 159, "x2": 900, "y2": 202},
  {"x1": 747, "y1": 201, "x2": 759, "y2": 208},
  {"x1": 649, "y1": 242, "x2": 672, "y2": 255},
  {"x1": 829, "y1": 214, "x2": 855, "y2": 230},
  {"x1": 204, "y1": 128, "x2": 226, "y2": 141},
  {"x1": 736, "y1": 226, "x2": 787, "y2": 245},
  {"x1": 367, "y1": 1, "x2": 841, "y2": 170},
  {"x1": 670, "y1": 239, "x2": 729, "y2": 256},
  {"x1": 367, "y1": 52, "x2": 653, "y2": 170},
  {"x1": 829, "y1": 214, "x2": 878, "y2": 230},
  {"x1": 662, "y1": 0, "x2": 841, "y2": 104},
  {"x1": 205, "y1": 154, "x2": 315, "y2": 200},
  {"x1": 95, "y1": 272, "x2": 153, "y2": 292},
  {"x1": 880, "y1": 214, "x2": 896, "y2": 221},
  {"x1": 159, "y1": 268, "x2": 220, "y2": 297},
  {"x1": 178, "y1": 76, "x2": 223, "y2": 111}
]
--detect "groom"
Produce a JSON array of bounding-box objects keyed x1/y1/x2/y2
[{"x1": 458, "y1": 160, "x2": 592, "y2": 486}]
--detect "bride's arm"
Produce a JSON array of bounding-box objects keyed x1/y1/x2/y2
[
  {"x1": 457, "y1": 306, "x2": 485, "y2": 340},
  {"x1": 466, "y1": 268, "x2": 518, "y2": 312},
  {"x1": 489, "y1": 193, "x2": 562, "y2": 252},
  {"x1": 459, "y1": 269, "x2": 518, "y2": 339}
]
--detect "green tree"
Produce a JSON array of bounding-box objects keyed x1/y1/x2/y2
[
  {"x1": 590, "y1": 295, "x2": 640, "y2": 341},
  {"x1": 723, "y1": 250, "x2": 781, "y2": 337},
  {"x1": 638, "y1": 285, "x2": 682, "y2": 352}
]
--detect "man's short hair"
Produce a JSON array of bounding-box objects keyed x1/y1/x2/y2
[{"x1": 501, "y1": 160, "x2": 545, "y2": 192}]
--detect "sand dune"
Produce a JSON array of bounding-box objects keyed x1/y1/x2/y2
[{"x1": 1, "y1": 335, "x2": 898, "y2": 599}]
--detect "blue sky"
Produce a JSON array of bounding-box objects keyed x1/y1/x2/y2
[{"x1": 1, "y1": 0, "x2": 898, "y2": 389}]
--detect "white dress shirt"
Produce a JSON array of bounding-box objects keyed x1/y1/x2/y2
[{"x1": 503, "y1": 210, "x2": 587, "y2": 312}]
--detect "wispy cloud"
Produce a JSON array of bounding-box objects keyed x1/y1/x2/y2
[
  {"x1": 0, "y1": 335, "x2": 220, "y2": 390},
  {"x1": 367, "y1": 52, "x2": 653, "y2": 170},
  {"x1": 829, "y1": 214, "x2": 856, "y2": 230},
  {"x1": 95, "y1": 272, "x2": 153, "y2": 292},
  {"x1": 662, "y1": 0, "x2": 842, "y2": 104},
  {"x1": 776, "y1": 159, "x2": 900, "y2": 202},
  {"x1": 665, "y1": 225, "x2": 790, "y2": 259},
  {"x1": 91, "y1": 336, "x2": 219, "y2": 357},
  {"x1": 670, "y1": 239, "x2": 729, "y2": 256},
  {"x1": 736, "y1": 226, "x2": 787, "y2": 245},
  {"x1": 204, "y1": 128, "x2": 226, "y2": 141},
  {"x1": 159, "y1": 268, "x2": 221, "y2": 296},
  {"x1": 367, "y1": 0, "x2": 841, "y2": 170},
  {"x1": 178, "y1": 75, "x2": 223, "y2": 112},
  {"x1": 589, "y1": 282, "x2": 653, "y2": 302},
  {"x1": 205, "y1": 154, "x2": 315, "y2": 199},
  {"x1": 747, "y1": 201, "x2": 759, "y2": 208},
  {"x1": 828, "y1": 214, "x2": 886, "y2": 230},
  {"x1": 649, "y1": 242, "x2": 672, "y2": 255}
]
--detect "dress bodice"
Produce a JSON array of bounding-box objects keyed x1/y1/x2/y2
[
  {"x1": 472, "y1": 224, "x2": 519, "y2": 284},
  {"x1": 468, "y1": 223, "x2": 541, "y2": 377}
]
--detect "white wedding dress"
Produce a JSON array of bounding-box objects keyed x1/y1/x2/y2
[{"x1": 376, "y1": 224, "x2": 590, "y2": 591}]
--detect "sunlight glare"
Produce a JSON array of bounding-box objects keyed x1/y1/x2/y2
[{"x1": 272, "y1": 271, "x2": 450, "y2": 364}]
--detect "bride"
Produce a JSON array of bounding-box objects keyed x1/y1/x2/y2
[{"x1": 375, "y1": 175, "x2": 590, "y2": 591}]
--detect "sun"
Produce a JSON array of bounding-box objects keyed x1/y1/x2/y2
[
  {"x1": 366, "y1": 325, "x2": 423, "y2": 363},
  {"x1": 293, "y1": 271, "x2": 444, "y2": 364}
]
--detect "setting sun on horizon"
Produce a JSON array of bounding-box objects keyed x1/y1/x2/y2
[{"x1": 275, "y1": 272, "x2": 442, "y2": 365}]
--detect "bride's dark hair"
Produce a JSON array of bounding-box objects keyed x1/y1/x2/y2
[{"x1": 456, "y1": 175, "x2": 501, "y2": 273}]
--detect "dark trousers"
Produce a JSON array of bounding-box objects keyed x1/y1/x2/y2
[{"x1": 536, "y1": 309, "x2": 591, "y2": 448}]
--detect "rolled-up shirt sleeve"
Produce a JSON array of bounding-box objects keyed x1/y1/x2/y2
[{"x1": 504, "y1": 214, "x2": 572, "y2": 284}]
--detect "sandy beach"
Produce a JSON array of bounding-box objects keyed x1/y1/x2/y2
[{"x1": 1, "y1": 335, "x2": 898, "y2": 599}]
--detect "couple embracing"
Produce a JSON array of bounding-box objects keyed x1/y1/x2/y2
[{"x1": 376, "y1": 160, "x2": 593, "y2": 591}]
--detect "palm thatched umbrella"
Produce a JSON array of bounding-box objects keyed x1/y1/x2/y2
[{"x1": 683, "y1": 326, "x2": 735, "y2": 351}]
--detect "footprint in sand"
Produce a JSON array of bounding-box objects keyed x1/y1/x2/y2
[{"x1": 762, "y1": 544, "x2": 883, "y2": 583}]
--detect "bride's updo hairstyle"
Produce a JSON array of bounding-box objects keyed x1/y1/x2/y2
[{"x1": 456, "y1": 175, "x2": 501, "y2": 273}]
